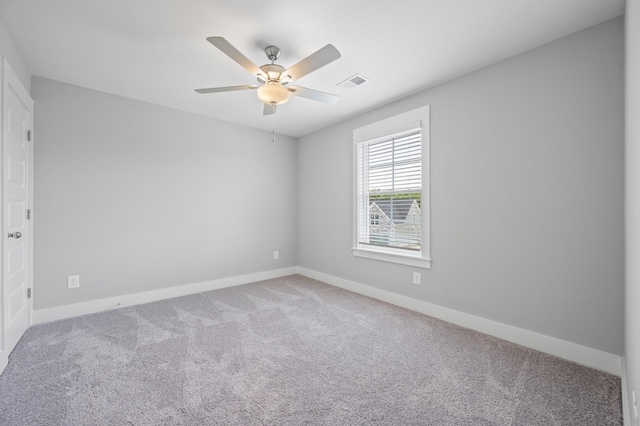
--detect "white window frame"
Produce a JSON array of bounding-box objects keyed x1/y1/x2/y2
[{"x1": 352, "y1": 105, "x2": 431, "y2": 269}]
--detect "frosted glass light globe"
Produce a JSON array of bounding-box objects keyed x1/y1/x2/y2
[{"x1": 257, "y1": 82, "x2": 290, "y2": 105}]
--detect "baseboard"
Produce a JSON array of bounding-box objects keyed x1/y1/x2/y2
[
  {"x1": 31, "y1": 265, "x2": 623, "y2": 377},
  {"x1": 33, "y1": 267, "x2": 297, "y2": 325},
  {"x1": 0, "y1": 351, "x2": 8, "y2": 376},
  {"x1": 297, "y1": 266, "x2": 623, "y2": 377}
]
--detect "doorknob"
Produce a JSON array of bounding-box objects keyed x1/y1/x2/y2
[{"x1": 8, "y1": 232, "x2": 22, "y2": 239}]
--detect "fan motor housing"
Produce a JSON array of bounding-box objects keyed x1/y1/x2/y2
[{"x1": 258, "y1": 64, "x2": 288, "y2": 84}]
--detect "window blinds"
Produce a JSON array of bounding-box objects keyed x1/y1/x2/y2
[{"x1": 356, "y1": 128, "x2": 422, "y2": 251}]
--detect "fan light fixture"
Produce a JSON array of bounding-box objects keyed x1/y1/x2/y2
[
  {"x1": 257, "y1": 82, "x2": 290, "y2": 105},
  {"x1": 196, "y1": 37, "x2": 341, "y2": 115}
]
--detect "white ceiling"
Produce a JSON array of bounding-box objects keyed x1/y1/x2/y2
[{"x1": 0, "y1": 0, "x2": 625, "y2": 137}]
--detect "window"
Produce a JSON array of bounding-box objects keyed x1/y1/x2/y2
[
  {"x1": 352, "y1": 105, "x2": 430, "y2": 269},
  {"x1": 358, "y1": 128, "x2": 421, "y2": 250}
]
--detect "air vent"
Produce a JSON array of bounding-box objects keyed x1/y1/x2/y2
[{"x1": 338, "y1": 74, "x2": 370, "y2": 90}]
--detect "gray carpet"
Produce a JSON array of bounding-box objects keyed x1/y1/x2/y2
[{"x1": 0, "y1": 275, "x2": 622, "y2": 425}]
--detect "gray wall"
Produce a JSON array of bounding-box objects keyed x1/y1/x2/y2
[
  {"x1": 297, "y1": 18, "x2": 624, "y2": 355},
  {"x1": 32, "y1": 77, "x2": 297, "y2": 310},
  {"x1": 0, "y1": 18, "x2": 30, "y2": 92},
  {"x1": 626, "y1": 0, "x2": 640, "y2": 415}
]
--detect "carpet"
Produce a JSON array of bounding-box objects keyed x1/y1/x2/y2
[{"x1": 0, "y1": 274, "x2": 622, "y2": 425}]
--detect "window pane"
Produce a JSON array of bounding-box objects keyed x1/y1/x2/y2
[{"x1": 357, "y1": 128, "x2": 422, "y2": 251}]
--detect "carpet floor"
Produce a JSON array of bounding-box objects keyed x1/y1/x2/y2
[{"x1": 0, "y1": 275, "x2": 622, "y2": 425}]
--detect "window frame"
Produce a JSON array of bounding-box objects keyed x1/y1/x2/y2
[{"x1": 352, "y1": 105, "x2": 431, "y2": 269}]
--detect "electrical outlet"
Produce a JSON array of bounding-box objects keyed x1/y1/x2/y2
[
  {"x1": 67, "y1": 275, "x2": 80, "y2": 289},
  {"x1": 273, "y1": 251, "x2": 279, "y2": 260},
  {"x1": 413, "y1": 272, "x2": 421, "y2": 285}
]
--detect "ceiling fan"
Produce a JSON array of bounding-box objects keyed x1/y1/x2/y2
[{"x1": 196, "y1": 37, "x2": 341, "y2": 115}]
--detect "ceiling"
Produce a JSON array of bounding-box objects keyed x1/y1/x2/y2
[{"x1": 0, "y1": 0, "x2": 625, "y2": 137}]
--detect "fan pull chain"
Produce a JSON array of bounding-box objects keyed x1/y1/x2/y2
[{"x1": 272, "y1": 105, "x2": 276, "y2": 143}]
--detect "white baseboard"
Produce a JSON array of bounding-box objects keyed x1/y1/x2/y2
[
  {"x1": 33, "y1": 267, "x2": 297, "y2": 325},
  {"x1": 30, "y1": 265, "x2": 623, "y2": 377},
  {"x1": 297, "y1": 266, "x2": 623, "y2": 377},
  {"x1": 0, "y1": 351, "x2": 8, "y2": 376}
]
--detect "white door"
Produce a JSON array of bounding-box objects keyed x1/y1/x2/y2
[{"x1": 2, "y1": 58, "x2": 32, "y2": 357}]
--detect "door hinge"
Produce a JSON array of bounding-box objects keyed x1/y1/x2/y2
[
  {"x1": 26, "y1": 209, "x2": 31, "y2": 220},
  {"x1": 27, "y1": 130, "x2": 32, "y2": 142},
  {"x1": 27, "y1": 288, "x2": 32, "y2": 299}
]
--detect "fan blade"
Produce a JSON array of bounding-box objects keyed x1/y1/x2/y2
[
  {"x1": 263, "y1": 104, "x2": 277, "y2": 115},
  {"x1": 288, "y1": 86, "x2": 340, "y2": 104},
  {"x1": 207, "y1": 37, "x2": 267, "y2": 79},
  {"x1": 283, "y1": 44, "x2": 341, "y2": 82},
  {"x1": 195, "y1": 85, "x2": 258, "y2": 94}
]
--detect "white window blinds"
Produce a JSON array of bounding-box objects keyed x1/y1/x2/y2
[{"x1": 356, "y1": 127, "x2": 422, "y2": 252}]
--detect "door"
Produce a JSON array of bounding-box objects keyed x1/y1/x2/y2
[{"x1": 2, "y1": 58, "x2": 32, "y2": 357}]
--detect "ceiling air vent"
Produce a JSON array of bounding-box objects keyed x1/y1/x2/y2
[{"x1": 338, "y1": 74, "x2": 369, "y2": 90}]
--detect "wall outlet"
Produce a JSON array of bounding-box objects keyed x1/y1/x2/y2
[
  {"x1": 67, "y1": 275, "x2": 80, "y2": 289},
  {"x1": 413, "y1": 272, "x2": 421, "y2": 285},
  {"x1": 273, "y1": 251, "x2": 279, "y2": 260}
]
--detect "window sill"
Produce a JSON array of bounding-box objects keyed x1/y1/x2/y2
[{"x1": 352, "y1": 247, "x2": 431, "y2": 269}]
